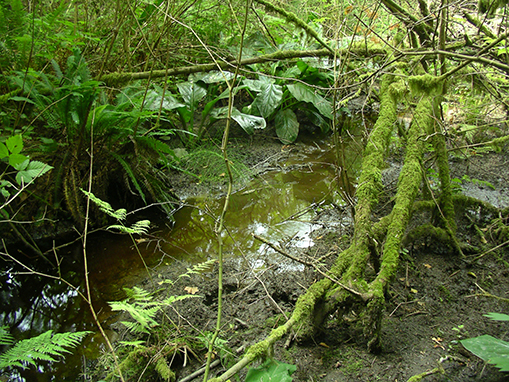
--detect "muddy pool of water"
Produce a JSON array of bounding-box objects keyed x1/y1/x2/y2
[{"x1": 0, "y1": 137, "x2": 359, "y2": 381}]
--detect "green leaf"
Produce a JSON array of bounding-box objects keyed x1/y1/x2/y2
[
  {"x1": 286, "y1": 83, "x2": 332, "y2": 118},
  {"x1": 8, "y1": 96, "x2": 36, "y2": 105},
  {"x1": 275, "y1": 109, "x2": 299, "y2": 144},
  {"x1": 10, "y1": 155, "x2": 29, "y2": 171},
  {"x1": 108, "y1": 219, "x2": 150, "y2": 235},
  {"x1": 254, "y1": 83, "x2": 283, "y2": 118},
  {"x1": 485, "y1": 313, "x2": 509, "y2": 321},
  {"x1": 177, "y1": 82, "x2": 207, "y2": 110},
  {"x1": 245, "y1": 360, "x2": 296, "y2": 382},
  {"x1": 461, "y1": 335, "x2": 509, "y2": 371},
  {"x1": 146, "y1": 91, "x2": 185, "y2": 111},
  {"x1": 0, "y1": 142, "x2": 9, "y2": 159},
  {"x1": 6, "y1": 135, "x2": 23, "y2": 155},
  {"x1": 231, "y1": 108, "x2": 266, "y2": 134},
  {"x1": 306, "y1": 109, "x2": 330, "y2": 134},
  {"x1": 16, "y1": 161, "x2": 53, "y2": 185}
]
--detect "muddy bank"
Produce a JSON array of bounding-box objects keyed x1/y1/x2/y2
[{"x1": 90, "y1": 139, "x2": 509, "y2": 382}]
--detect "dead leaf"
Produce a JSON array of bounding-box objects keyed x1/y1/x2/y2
[
  {"x1": 319, "y1": 342, "x2": 329, "y2": 348},
  {"x1": 184, "y1": 286, "x2": 199, "y2": 294},
  {"x1": 424, "y1": 263, "x2": 432, "y2": 269}
]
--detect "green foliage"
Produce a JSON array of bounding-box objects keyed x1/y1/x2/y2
[
  {"x1": 0, "y1": 328, "x2": 91, "y2": 371},
  {"x1": 242, "y1": 61, "x2": 333, "y2": 143},
  {"x1": 81, "y1": 189, "x2": 127, "y2": 220},
  {"x1": 109, "y1": 286, "x2": 199, "y2": 334},
  {"x1": 461, "y1": 313, "x2": 509, "y2": 371},
  {"x1": 0, "y1": 327, "x2": 15, "y2": 346},
  {"x1": 245, "y1": 359, "x2": 297, "y2": 382},
  {"x1": 178, "y1": 146, "x2": 252, "y2": 184},
  {"x1": 147, "y1": 72, "x2": 238, "y2": 147},
  {"x1": 0, "y1": 134, "x2": 52, "y2": 188},
  {"x1": 196, "y1": 331, "x2": 233, "y2": 361}
]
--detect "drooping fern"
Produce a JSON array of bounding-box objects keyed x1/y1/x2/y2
[
  {"x1": 0, "y1": 329, "x2": 91, "y2": 371},
  {"x1": 109, "y1": 151, "x2": 147, "y2": 204},
  {"x1": 81, "y1": 189, "x2": 127, "y2": 221}
]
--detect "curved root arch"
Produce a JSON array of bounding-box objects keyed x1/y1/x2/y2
[{"x1": 208, "y1": 73, "x2": 449, "y2": 382}]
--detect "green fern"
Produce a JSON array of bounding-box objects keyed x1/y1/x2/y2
[
  {"x1": 157, "y1": 259, "x2": 216, "y2": 285},
  {"x1": 109, "y1": 151, "x2": 147, "y2": 203},
  {"x1": 0, "y1": 330, "x2": 91, "y2": 370},
  {"x1": 0, "y1": 327, "x2": 15, "y2": 346},
  {"x1": 81, "y1": 189, "x2": 127, "y2": 221},
  {"x1": 108, "y1": 220, "x2": 151, "y2": 235},
  {"x1": 108, "y1": 286, "x2": 199, "y2": 334}
]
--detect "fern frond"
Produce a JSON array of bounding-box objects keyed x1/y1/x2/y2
[
  {"x1": 109, "y1": 301, "x2": 160, "y2": 334},
  {"x1": 0, "y1": 330, "x2": 91, "y2": 370},
  {"x1": 109, "y1": 152, "x2": 147, "y2": 203},
  {"x1": 108, "y1": 219, "x2": 150, "y2": 235},
  {"x1": 124, "y1": 286, "x2": 154, "y2": 301},
  {"x1": 81, "y1": 189, "x2": 126, "y2": 221},
  {"x1": 0, "y1": 327, "x2": 14, "y2": 346},
  {"x1": 183, "y1": 259, "x2": 216, "y2": 277}
]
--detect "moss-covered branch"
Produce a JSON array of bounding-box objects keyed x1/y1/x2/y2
[{"x1": 98, "y1": 47, "x2": 386, "y2": 86}]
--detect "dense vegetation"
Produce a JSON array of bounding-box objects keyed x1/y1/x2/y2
[{"x1": 1, "y1": 0, "x2": 509, "y2": 379}]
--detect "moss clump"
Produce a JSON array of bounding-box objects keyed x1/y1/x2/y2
[{"x1": 408, "y1": 74, "x2": 443, "y2": 96}]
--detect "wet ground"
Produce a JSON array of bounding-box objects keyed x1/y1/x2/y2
[
  {"x1": 2, "y1": 130, "x2": 509, "y2": 381},
  {"x1": 95, "y1": 134, "x2": 509, "y2": 381}
]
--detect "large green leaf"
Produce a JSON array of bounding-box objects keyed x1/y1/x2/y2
[
  {"x1": 243, "y1": 76, "x2": 275, "y2": 93},
  {"x1": 287, "y1": 83, "x2": 332, "y2": 118},
  {"x1": 461, "y1": 335, "x2": 509, "y2": 371},
  {"x1": 306, "y1": 109, "x2": 331, "y2": 134},
  {"x1": 245, "y1": 360, "x2": 296, "y2": 382},
  {"x1": 485, "y1": 313, "x2": 509, "y2": 321},
  {"x1": 190, "y1": 71, "x2": 235, "y2": 83},
  {"x1": 275, "y1": 109, "x2": 299, "y2": 144},
  {"x1": 231, "y1": 108, "x2": 266, "y2": 134},
  {"x1": 254, "y1": 83, "x2": 283, "y2": 118},
  {"x1": 146, "y1": 91, "x2": 185, "y2": 111},
  {"x1": 9, "y1": 154, "x2": 29, "y2": 170},
  {"x1": 177, "y1": 82, "x2": 207, "y2": 110}
]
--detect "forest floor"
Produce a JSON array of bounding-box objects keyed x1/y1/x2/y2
[{"x1": 111, "y1": 130, "x2": 509, "y2": 382}]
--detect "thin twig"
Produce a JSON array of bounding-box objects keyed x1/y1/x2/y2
[{"x1": 253, "y1": 234, "x2": 369, "y2": 300}]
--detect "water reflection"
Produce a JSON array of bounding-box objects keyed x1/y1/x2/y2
[{"x1": 0, "y1": 137, "x2": 362, "y2": 380}]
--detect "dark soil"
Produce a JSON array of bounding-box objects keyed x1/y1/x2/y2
[{"x1": 106, "y1": 133, "x2": 509, "y2": 382}]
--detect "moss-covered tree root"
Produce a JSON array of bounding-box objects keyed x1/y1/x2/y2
[{"x1": 207, "y1": 75, "x2": 455, "y2": 381}]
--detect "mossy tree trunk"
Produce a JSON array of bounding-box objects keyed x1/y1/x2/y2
[{"x1": 208, "y1": 71, "x2": 456, "y2": 381}]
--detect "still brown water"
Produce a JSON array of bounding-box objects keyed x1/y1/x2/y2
[{"x1": 0, "y1": 136, "x2": 362, "y2": 381}]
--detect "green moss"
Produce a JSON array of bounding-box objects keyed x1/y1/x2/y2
[
  {"x1": 408, "y1": 74, "x2": 443, "y2": 96},
  {"x1": 155, "y1": 356, "x2": 176, "y2": 381},
  {"x1": 373, "y1": 92, "x2": 434, "y2": 293}
]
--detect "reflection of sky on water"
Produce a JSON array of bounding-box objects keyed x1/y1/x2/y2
[{"x1": 0, "y1": 137, "x2": 362, "y2": 380}]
